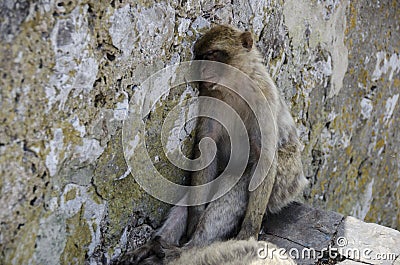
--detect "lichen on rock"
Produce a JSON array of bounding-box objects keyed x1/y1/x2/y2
[{"x1": 0, "y1": 0, "x2": 398, "y2": 264}]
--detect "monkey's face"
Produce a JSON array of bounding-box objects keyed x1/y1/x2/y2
[
  {"x1": 193, "y1": 25, "x2": 253, "y2": 90},
  {"x1": 193, "y1": 25, "x2": 253, "y2": 61}
]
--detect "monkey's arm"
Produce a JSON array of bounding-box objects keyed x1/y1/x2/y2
[
  {"x1": 237, "y1": 153, "x2": 277, "y2": 240},
  {"x1": 237, "y1": 91, "x2": 280, "y2": 240},
  {"x1": 238, "y1": 100, "x2": 307, "y2": 239}
]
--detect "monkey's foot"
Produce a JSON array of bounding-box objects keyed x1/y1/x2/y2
[
  {"x1": 120, "y1": 255, "x2": 163, "y2": 265},
  {"x1": 115, "y1": 236, "x2": 181, "y2": 265},
  {"x1": 115, "y1": 236, "x2": 164, "y2": 265}
]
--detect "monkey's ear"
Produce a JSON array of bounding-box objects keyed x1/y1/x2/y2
[{"x1": 240, "y1": 31, "x2": 253, "y2": 51}]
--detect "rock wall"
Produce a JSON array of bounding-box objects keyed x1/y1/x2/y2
[{"x1": 0, "y1": 0, "x2": 398, "y2": 264}]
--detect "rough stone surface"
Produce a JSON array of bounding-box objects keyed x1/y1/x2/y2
[
  {"x1": 262, "y1": 203, "x2": 344, "y2": 250},
  {"x1": 0, "y1": 0, "x2": 399, "y2": 264},
  {"x1": 260, "y1": 203, "x2": 399, "y2": 265},
  {"x1": 335, "y1": 216, "x2": 400, "y2": 265},
  {"x1": 261, "y1": 203, "x2": 343, "y2": 264},
  {"x1": 336, "y1": 260, "x2": 368, "y2": 265}
]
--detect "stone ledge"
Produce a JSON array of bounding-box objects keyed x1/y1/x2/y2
[{"x1": 260, "y1": 203, "x2": 400, "y2": 265}]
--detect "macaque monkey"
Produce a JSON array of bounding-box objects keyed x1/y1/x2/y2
[
  {"x1": 117, "y1": 235, "x2": 296, "y2": 265},
  {"x1": 116, "y1": 25, "x2": 307, "y2": 265},
  {"x1": 167, "y1": 238, "x2": 296, "y2": 265}
]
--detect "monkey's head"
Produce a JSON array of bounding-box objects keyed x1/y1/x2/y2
[
  {"x1": 193, "y1": 25, "x2": 254, "y2": 90},
  {"x1": 193, "y1": 25, "x2": 253, "y2": 64}
]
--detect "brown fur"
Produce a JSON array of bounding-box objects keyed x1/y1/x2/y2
[
  {"x1": 168, "y1": 238, "x2": 296, "y2": 265},
  {"x1": 117, "y1": 25, "x2": 307, "y2": 265}
]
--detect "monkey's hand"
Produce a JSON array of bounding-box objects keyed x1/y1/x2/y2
[
  {"x1": 115, "y1": 236, "x2": 181, "y2": 265},
  {"x1": 236, "y1": 217, "x2": 261, "y2": 240},
  {"x1": 236, "y1": 228, "x2": 258, "y2": 241}
]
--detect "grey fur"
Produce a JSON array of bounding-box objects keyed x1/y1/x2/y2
[
  {"x1": 167, "y1": 238, "x2": 296, "y2": 265},
  {"x1": 119, "y1": 25, "x2": 307, "y2": 265}
]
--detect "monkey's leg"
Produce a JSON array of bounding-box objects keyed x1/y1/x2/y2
[
  {"x1": 237, "y1": 159, "x2": 277, "y2": 240},
  {"x1": 154, "y1": 205, "x2": 188, "y2": 245},
  {"x1": 187, "y1": 118, "x2": 223, "y2": 238},
  {"x1": 187, "y1": 158, "x2": 219, "y2": 238},
  {"x1": 267, "y1": 143, "x2": 308, "y2": 213},
  {"x1": 185, "y1": 176, "x2": 249, "y2": 247}
]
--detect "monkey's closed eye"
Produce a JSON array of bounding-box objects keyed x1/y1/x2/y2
[
  {"x1": 204, "y1": 50, "x2": 219, "y2": 60},
  {"x1": 205, "y1": 50, "x2": 217, "y2": 56},
  {"x1": 199, "y1": 50, "x2": 229, "y2": 63},
  {"x1": 195, "y1": 50, "x2": 216, "y2": 60}
]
